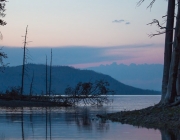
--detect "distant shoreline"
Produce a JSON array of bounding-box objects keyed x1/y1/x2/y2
[
  {"x1": 0, "y1": 99, "x2": 71, "y2": 107},
  {"x1": 0, "y1": 95, "x2": 161, "y2": 107}
]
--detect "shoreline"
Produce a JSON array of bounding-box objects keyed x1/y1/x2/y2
[{"x1": 97, "y1": 105, "x2": 180, "y2": 130}]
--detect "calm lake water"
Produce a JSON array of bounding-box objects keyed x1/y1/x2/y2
[{"x1": 0, "y1": 95, "x2": 162, "y2": 140}]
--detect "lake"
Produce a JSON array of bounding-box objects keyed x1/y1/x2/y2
[{"x1": 0, "y1": 95, "x2": 162, "y2": 140}]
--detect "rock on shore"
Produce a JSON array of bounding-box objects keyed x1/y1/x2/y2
[{"x1": 97, "y1": 105, "x2": 180, "y2": 129}]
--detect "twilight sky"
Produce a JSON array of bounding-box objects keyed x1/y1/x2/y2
[{"x1": 0, "y1": 0, "x2": 167, "y2": 68}]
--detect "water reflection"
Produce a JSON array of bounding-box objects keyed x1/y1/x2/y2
[
  {"x1": 0, "y1": 107, "x2": 110, "y2": 140},
  {"x1": 64, "y1": 107, "x2": 109, "y2": 132},
  {"x1": 21, "y1": 107, "x2": 24, "y2": 140},
  {"x1": 0, "y1": 107, "x2": 160, "y2": 140},
  {"x1": 0, "y1": 96, "x2": 165, "y2": 140}
]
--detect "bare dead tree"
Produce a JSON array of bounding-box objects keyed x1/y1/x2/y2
[
  {"x1": 161, "y1": 0, "x2": 176, "y2": 102},
  {"x1": 46, "y1": 55, "x2": 48, "y2": 96},
  {"x1": 29, "y1": 70, "x2": 34, "y2": 96},
  {"x1": 137, "y1": 0, "x2": 180, "y2": 105},
  {"x1": 21, "y1": 25, "x2": 28, "y2": 96},
  {"x1": 164, "y1": 2, "x2": 180, "y2": 104},
  {"x1": 49, "y1": 49, "x2": 52, "y2": 96},
  {"x1": 143, "y1": 0, "x2": 176, "y2": 104}
]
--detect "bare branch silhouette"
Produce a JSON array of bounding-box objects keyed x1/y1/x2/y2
[{"x1": 137, "y1": 0, "x2": 156, "y2": 9}]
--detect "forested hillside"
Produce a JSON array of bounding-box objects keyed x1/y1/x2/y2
[
  {"x1": 0, "y1": 64, "x2": 160, "y2": 95},
  {"x1": 88, "y1": 63, "x2": 163, "y2": 91}
]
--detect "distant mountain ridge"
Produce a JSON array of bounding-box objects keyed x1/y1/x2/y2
[
  {"x1": 87, "y1": 63, "x2": 163, "y2": 91},
  {"x1": 0, "y1": 64, "x2": 160, "y2": 95}
]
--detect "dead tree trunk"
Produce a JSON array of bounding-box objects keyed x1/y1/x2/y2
[
  {"x1": 46, "y1": 55, "x2": 48, "y2": 96},
  {"x1": 164, "y1": 3, "x2": 180, "y2": 104},
  {"x1": 30, "y1": 71, "x2": 34, "y2": 96},
  {"x1": 49, "y1": 49, "x2": 52, "y2": 96},
  {"x1": 21, "y1": 25, "x2": 28, "y2": 96},
  {"x1": 161, "y1": 0, "x2": 175, "y2": 102},
  {"x1": 177, "y1": 59, "x2": 180, "y2": 95}
]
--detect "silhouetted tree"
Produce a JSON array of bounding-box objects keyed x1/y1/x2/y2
[
  {"x1": 138, "y1": 0, "x2": 180, "y2": 105},
  {"x1": 21, "y1": 26, "x2": 28, "y2": 95},
  {"x1": 49, "y1": 49, "x2": 52, "y2": 96},
  {"x1": 46, "y1": 55, "x2": 48, "y2": 95},
  {"x1": 161, "y1": 0, "x2": 175, "y2": 102},
  {"x1": 164, "y1": 2, "x2": 180, "y2": 104},
  {"x1": 29, "y1": 71, "x2": 34, "y2": 96}
]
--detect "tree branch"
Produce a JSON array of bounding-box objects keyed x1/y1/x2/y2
[
  {"x1": 137, "y1": 0, "x2": 156, "y2": 9},
  {"x1": 147, "y1": 19, "x2": 166, "y2": 29},
  {"x1": 148, "y1": 31, "x2": 166, "y2": 38}
]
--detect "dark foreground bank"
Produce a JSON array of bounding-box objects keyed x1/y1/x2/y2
[{"x1": 97, "y1": 105, "x2": 180, "y2": 129}]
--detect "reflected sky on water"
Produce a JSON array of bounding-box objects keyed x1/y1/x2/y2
[{"x1": 0, "y1": 96, "x2": 166, "y2": 140}]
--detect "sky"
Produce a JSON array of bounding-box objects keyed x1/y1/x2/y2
[{"x1": 0, "y1": 0, "x2": 168, "y2": 68}]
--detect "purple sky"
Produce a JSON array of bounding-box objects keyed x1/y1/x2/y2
[{"x1": 0, "y1": 0, "x2": 167, "y2": 68}]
